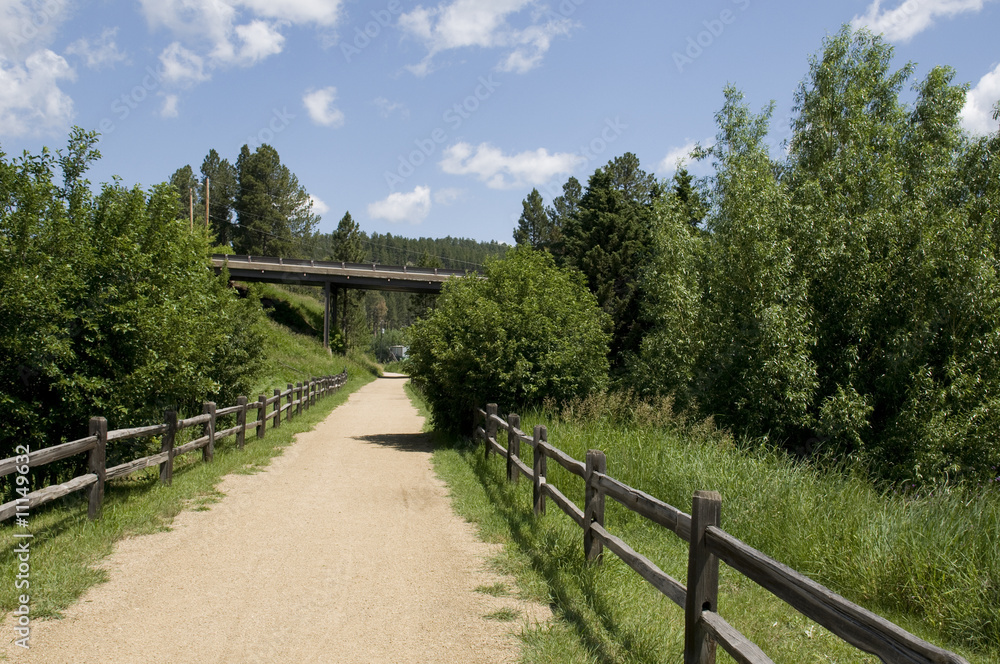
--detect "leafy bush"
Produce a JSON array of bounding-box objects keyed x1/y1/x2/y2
[
  {"x1": 407, "y1": 247, "x2": 610, "y2": 433},
  {"x1": 0, "y1": 129, "x2": 269, "y2": 479}
]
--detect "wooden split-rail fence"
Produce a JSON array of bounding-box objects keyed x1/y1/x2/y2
[
  {"x1": 474, "y1": 403, "x2": 969, "y2": 664},
  {"x1": 0, "y1": 372, "x2": 348, "y2": 524}
]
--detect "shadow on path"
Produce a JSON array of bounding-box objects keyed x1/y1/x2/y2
[{"x1": 355, "y1": 432, "x2": 433, "y2": 453}]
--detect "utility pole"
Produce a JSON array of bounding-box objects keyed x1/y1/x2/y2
[
  {"x1": 204, "y1": 177, "x2": 210, "y2": 230},
  {"x1": 189, "y1": 189, "x2": 194, "y2": 231}
]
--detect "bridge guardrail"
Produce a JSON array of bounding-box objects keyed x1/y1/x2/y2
[{"x1": 213, "y1": 254, "x2": 475, "y2": 278}]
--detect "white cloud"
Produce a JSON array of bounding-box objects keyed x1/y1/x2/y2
[
  {"x1": 222, "y1": 20, "x2": 286, "y2": 65},
  {"x1": 0, "y1": 0, "x2": 70, "y2": 60},
  {"x1": 851, "y1": 0, "x2": 986, "y2": 42},
  {"x1": 368, "y1": 186, "x2": 432, "y2": 224},
  {"x1": 303, "y1": 86, "x2": 345, "y2": 127},
  {"x1": 439, "y1": 142, "x2": 584, "y2": 189},
  {"x1": 309, "y1": 194, "x2": 330, "y2": 215},
  {"x1": 374, "y1": 96, "x2": 408, "y2": 119},
  {"x1": 65, "y1": 27, "x2": 128, "y2": 70},
  {"x1": 399, "y1": 0, "x2": 574, "y2": 75},
  {"x1": 160, "y1": 41, "x2": 209, "y2": 86},
  {"x1": 433, "y1": 187, "x2": 463, "y2": 204},
  {"x1": 238, "y1": 0, "x2": 341, "y2": 26},
  {"x1": 658, "y1": 141, "x2": 698, "y2": 174},
  {"x1": 0, "y1": 49, "x2": 75, "y2": 137},
  {"x1": 159, "y1": 92, "x2": 180, "y2": 118},
  {"x1": 139, "y1": 0, "x2": 343, "y2": 85},
  {"x1": 962, "y1": 63, "x2": 1000, "y2": 135}
]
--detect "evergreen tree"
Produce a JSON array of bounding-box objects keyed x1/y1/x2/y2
[
  {"x1": 561, "y1": 154, "x2": 658, "y2": 368},
  {"x1": 201, "y1": 149, "x2": 238, "y2": 247},
  {"x1": 513, "y1": 188, "x2": 551, "y2": 249},
  {"x1": 330, "y1": 211, "x2": 365, "y2": 262},
  {"x1": 168, "y1": 165, "x2": 201, "y2": 225},
  {"x1": 233, "y1": 144, "x2": 318, "y2": 256}
]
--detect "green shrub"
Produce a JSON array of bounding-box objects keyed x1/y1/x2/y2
[{"x1": 407, "y1": 247, "x2": 610, "y2": 433}]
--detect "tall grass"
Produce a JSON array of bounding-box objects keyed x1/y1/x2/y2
[{"x1": 429, "y1": 389, "x2": 999, "y2": 663}]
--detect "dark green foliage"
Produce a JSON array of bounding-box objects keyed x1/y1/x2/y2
[
  {"x1": 560, "y1": 154, "x2": 659, "y2": 369},
  {"x1": 201, "y1": 149, "x2": 238, "y2": 246},
  {"x1": 632, "y1": 26, "x2": 1000, "y2": 483},
  {"x1": 513, "y1": 188, "x2": 552, "y2": 249},
  {"x1": 407, "y1": 247, "x2": 610, "y2": 433},
  {"x1": 0, "y1": 129, "x2": 268, "y2": 487},
  {"x1": 233, "y1": 144, "x2": 318, "y2": 256},
  {"x1": 168, "y1": 164, "x2": 201, "y2": 224}
]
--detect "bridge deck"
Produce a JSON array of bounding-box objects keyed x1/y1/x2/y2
[{"x1": 211, "y1": 254, "x2": 473, "y2": 293}]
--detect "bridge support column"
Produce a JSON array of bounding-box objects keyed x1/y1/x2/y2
[{"x1": 324, "y1": 281, "x2": 332, "y2": 350}]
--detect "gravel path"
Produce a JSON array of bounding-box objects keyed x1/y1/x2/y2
[{"x1": 3, "y1": 374, "x2": 546, "y2": 663}]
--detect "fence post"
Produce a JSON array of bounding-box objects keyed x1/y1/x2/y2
[
  {"x1": 507, "y1": 414, "x2": 521, "y2": 483},
  {"x1": 584, "y1": 449, "x2": 606, "y2": 563},
  {"x1": 684, "y1": 490, "x2": 722, "y2": 664},
  {"x1": 256, "y1": 395, "x2": 266, "y2": 439},
  {"x1": 533, "y1": 425, "x2": 547, "y2": 516},
  {"x1": 274, "y1": 388, "x2": 282, "y2": 428},
  {"x1": 161, "y1": 410, "x2": 177, "y2": 485},
  {"x1": 287, "y1": 383, "x2": 294, "y2": 421},
  {"x1": 87, "y1": 417, "x2": 107, "y2": 520},
  {"x1": 203, "y1": 402, "x2": 216, "y2": 463},
  {"x1": 236, "y1": 396, "x2": 248, "y2": 449},
  {"x1": 485, "y1": 403, "x2": 498, "y2": 459},
  {"x1": 296, "y1": 382, "x2": 303, "y2": 416}
]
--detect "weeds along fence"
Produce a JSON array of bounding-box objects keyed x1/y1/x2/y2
[
  {"x1": 0, "y1": 372, "x2": 348, "y2": 524},
  {"x1": 474, "y1": 403, "x2": 969, "y2": 664}
]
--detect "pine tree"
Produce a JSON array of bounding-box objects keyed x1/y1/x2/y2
[
  {"x1": 513, "y1": 188, "x2": 551, "y2": 249},
  {"x1": 233, "y1": 144, "x2": 318, "y2": 256},
  {"x1": 201, "y1": 149, "x2": 238, "y2": 246}
]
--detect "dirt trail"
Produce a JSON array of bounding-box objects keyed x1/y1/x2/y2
[{"x1": 3, "y1": 374, "x2": 546, "y2": 663}]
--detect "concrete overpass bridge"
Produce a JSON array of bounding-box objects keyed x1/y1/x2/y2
[{"x1": 211, "y1": 254, "x2": 473, "y2": 348}]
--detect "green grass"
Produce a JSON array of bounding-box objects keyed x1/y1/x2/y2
[
  {"x1": 0, "y1": 295, "x2": 376, "y2": 621},
  {"x1": 418, "y1": 389, "x2": 999, "y2": 664},
  {"x1": 485, "y1": 607, "x2": 522, "y2": 621}
]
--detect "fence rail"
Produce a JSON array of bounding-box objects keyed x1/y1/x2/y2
[
  {"x1": 0, "y1": 372, "x2": 348, "y2": 524},
  {"x1": 474, "y1": 403, "x2": 969, "y2": 664}
]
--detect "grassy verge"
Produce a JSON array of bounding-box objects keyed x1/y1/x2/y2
[
  {"x1": 414, "y1": 388, "x2": 998, "y2": 663},
  {"x1": 0, "y1": 312, "x2": 376, "y2": 620}
]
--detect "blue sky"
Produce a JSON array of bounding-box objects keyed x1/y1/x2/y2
[{"x1": 1, "y1": 0, "x2": 998, "y2": 243}]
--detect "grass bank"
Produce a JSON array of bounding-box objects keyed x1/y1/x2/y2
[
  {"x1": 422, "y1": 390, "x2": 998, "y2": 663},
  {"x1": 0, "y1": 301, "x2": 377, "y2": 620}
]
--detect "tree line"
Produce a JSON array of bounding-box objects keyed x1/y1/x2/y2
[{"x1": 424, "y1": 27, "x2": 1000, "y2": 485}]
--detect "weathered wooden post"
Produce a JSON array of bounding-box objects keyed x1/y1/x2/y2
[
  {"x1": 584, "y1": 449, "x2": 606, "y2": 563},
  {"x1": 684, "y1": 490, "x2": 722, "y2": 664},
  {"x1": 236, "y1": 396, "x2": 248, "y2": 449},
  {"x1": 532, "y1": 425, "x2": 547, "y2": 516},
  {"x1": 507, "y1": 414, "x2": 521, "y2": 483},
  {"x1": 161, "y1": 410, "x2": 177, "y2": 485},
  {"x1": 485, "y1": 403, "x2": 498, "y2": 459},
  {"x1": 287, "y1": 383, "x2": 294, "y2": 421},
  {"x1": 256, "y1": 395, "x2": 267, "y2": 439},
  {"x1": 273, "y1": 388, "x2": 282, "y2": 428},
  {"x1": 203, "y1": 402, "x2": 216, "y2": 463},
  {"x1": 296, "y1": 382, "x2": 303, "y2": 416},
  {"x1": 87, "y1": 417, "x2": 107, "y2": 520}
]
